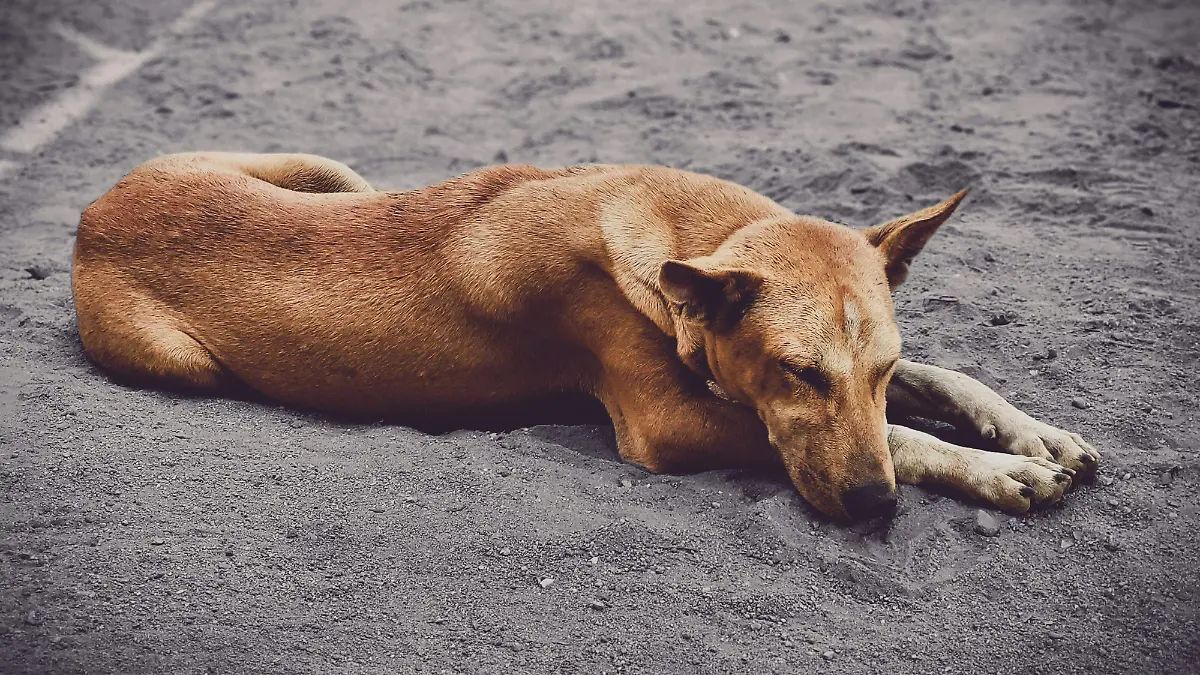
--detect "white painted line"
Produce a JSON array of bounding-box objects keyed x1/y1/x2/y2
[
  {"x1": 52, "y1": 21, "x2": 136, "y2": 62},
  {"x1": 0, "y1": 0, "x2": 218, "y2": 156}
]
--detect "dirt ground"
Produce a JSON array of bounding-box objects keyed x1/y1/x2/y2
[{"x1": 1, "y1": 0, "x2": 1198, "y2": 673}]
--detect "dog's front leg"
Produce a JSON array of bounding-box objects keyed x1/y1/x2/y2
[
  {"x1": 888, "y1": 424, "x2": 1073, "y2": 513},
  {"x1": 887, "y1": 360, "x2": 1100, "y2": 475}
]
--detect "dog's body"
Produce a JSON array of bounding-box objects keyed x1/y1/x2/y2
[{"x1": 74, "y1": 153, "x2": 1098, "y2": 520}]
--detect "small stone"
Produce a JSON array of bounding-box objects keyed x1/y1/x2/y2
[
  {"x1": 711, "y1": 502, "x2": 720, "y2": 508},
  {"x1": 499, "y1": 547, "x2": 511, "y2": 556},
  {"x1": 431, "y1": 617, "x2": 446, "y2": 625},
  {"x1": 1098, "y1": 476, "x2": 1114, "y2": 486},
  {"x1": 1048, "y1": 631, "x2": 1064, "y2": 641},
  {"x1": 1158, "y1": 470, "x2": 1176, "y2": 485},
  {"x1": 822, "y1": 650, "x2": 836, "y2": 660},
  {"x1": 620, "y1": 478, "x2": 633, "y2": 488},
  {"x1": 983, "y1": 251, "x2": 996, "y2": 262},
  {"x1": 588, "y1": 599, "x2": 607, "y2": 610},
  {"x1": 150, "y1": 537, "x2": 166, "y2": 546},
  {"x1": 497, "y1": 468, "x2": 511, "y2": 477},
  {"x1": 370, "y1": 506, "x2": 385, "y2": 513},
  {"x1": 974, "y1": 510, "x2": 1003, "y2": 537},
  {"x1": 1103, "y1": 535, "x2": 1121, "y2": 552},
  {"x1": 1059, "y1": 539, "x2": 1073, "y2": 551},
  {"x1": 1046, "y1": 348, "x2": 1058, "y2": 359},
  {"x1": 1121, "y1": 472, "x2": 1132, "y2": 480},
  {"x1": 289, "y1": 420, "x2": 304, "y2": 428},
  {"x1": 989, "y1": 313, "x2": 1013, "y2": 326},
  {"x1": 1107, "y1": 498, "x2": 1120, "y2": 507},
  {"x1": 1071, "y1": 398, "x2": 1089, "y2": 410},
  {"x1": 24, "y1": 610, "x2": 42, "y2": 626},
  {"x1": 539, "y1": 577, "x2": 554, "y2": 589}
]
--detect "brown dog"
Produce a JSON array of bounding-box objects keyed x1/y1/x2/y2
[{"x1": 73, "y1": 152, "x2": 1099, "y2": 521}]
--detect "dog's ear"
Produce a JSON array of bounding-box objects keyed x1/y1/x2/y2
[
  {"x1": 865, "y1": 189, "x2": 968, "y2": 288},
  {"x1": 658, "y1": 260, "x2": 762, "y2": 328}
]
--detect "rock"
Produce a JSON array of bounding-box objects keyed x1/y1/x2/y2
[
  {"x1": 620, "y1": 478, "x2": 632, "y2": 488},
  {"x1": 370, "y1": 506, "x2": 385, "y2": 513},
  {"x1": 497, "y1": 468, "x2": 511, "y2": 477},
  {"x1": 1103, "y1": 535, "x2": 1121, "y2": 552},
  {"x1": 538, "y1": 577, "x2": 554, "y2": 589},
  {"x1": 24, "y1": 610, "x2": 42, "y2": 626},
  {"x1": 1098, "y1": 476, "x2": 1114, "y2": 487},
  {"x1": 588, "y1": 599, "x2": 607, "y2": 610},
  {"x1": 151, "y1": 537, "x2": 165, "y2": 546},
  {"x1": 822, "y1": 650, "x2": 836, "y2": 660},
  {"x1": 1046, "y1": 348, "x2": 1058, "y2": 359},
  {"x1": 499, "y1": 547, "x2": 511, "y2": 556},
  {"x1": 1158, "y1": 471, "x2": 1174, "y2": 485},
  {"x1": 988, "y1": 313, "x2": 1013, "y2": 326},
  {"x1": 1121, "y1": 472, "x2": 1132, "y2": 480},
  {"x1": 974, "y1": 510, "x2": 1003, "y2": 537},
  {"x1": 1107, "y1": 498, "x2": 1120, "y2": 507},
  {"x1": 289, "y1": 420, "x2": 304, "y2": 428},
  {"x1": 1071, "y1": 398, "x2": 1089, "y2": 410}
]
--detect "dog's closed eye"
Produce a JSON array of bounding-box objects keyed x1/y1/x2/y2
[{"x1": 780, "y1": 360, "x2": 831, "y2": 394}]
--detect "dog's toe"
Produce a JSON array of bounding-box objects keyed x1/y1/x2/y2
[{"x1": 970, "y1": 454, "x2": 1070, "y2": 514}]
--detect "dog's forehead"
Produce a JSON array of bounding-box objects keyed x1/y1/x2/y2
[{"x1": 753, "y1": 278, "x2": 899, "y2": 361}]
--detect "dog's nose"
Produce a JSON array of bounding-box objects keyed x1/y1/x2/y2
[{"x1": 842, "y1": 482, "x2": 899, "y2": 521}]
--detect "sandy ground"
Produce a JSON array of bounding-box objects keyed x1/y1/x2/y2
[{"x1": 1, "y1": 0, "x2": 1199, "y2": 673}]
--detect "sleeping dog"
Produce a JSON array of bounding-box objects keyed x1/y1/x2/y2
[{"x1": 73, "y1": 153, "x2": 1098, "y2": 520}]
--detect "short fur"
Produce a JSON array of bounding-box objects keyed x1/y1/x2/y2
[{"x1": 73, "y1": 153, "x2": 1099, "y2": 520}]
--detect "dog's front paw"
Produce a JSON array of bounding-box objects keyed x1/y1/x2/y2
[
  {"x1": 981, "y1": 415, "x2": 1100, "y2": 478},
  {"x1": 959, "y1": 449, "x2": 1075, "y2": 514}
]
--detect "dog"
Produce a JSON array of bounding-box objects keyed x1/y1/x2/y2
[{"x1": 73, "y1": 152, "x2": 1099, "y2": 521}]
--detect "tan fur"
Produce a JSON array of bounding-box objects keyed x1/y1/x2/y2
[{"x1": 73, "y1": 152, "x2": 1097, "y2": 520}]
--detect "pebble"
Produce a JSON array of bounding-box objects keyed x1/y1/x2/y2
[
  {"x1": 24, "y1": 610, "x2": 42, "y2": 626},
  {"x1": 588, "y1": 599, "x2": 607, "y2": 610},
  {"x1": 1158, "y1": 471, "x2": 1174, "y2": 485},
  {"x1": 989, "y1": 313, "x2": 1013, "y2": 326},
  {"x1": 289, "y1": 420, "x2": 304, "y2": 428},
  {"x1": 1103, "y1": 535, "x2": 1121, "y2": 552},
  {"x1": 620, "y1": 478, "x2": 632, "y2": 488},
  {"x1": 150, "y1": 537, "x2": 165, "y2": 546},
  {"x1": 498, "y1": 468, "x2": 511, "y2": 477},
  {"x1": 974, "y1": 510, "x2": 1003, "y2": 537},
  {"x1": 1098, "y1": 476, "x2": 1114, "y2": 487},
  {"x1": 370, "y1": 506, "x2": 385, "y2": 513},
  {"x1": 1070, "y1": 398, "x2": 1089, "y2": 410},
  {"x1": 1107, "y1": 498, "x2": 1120, "y2": 507},
  {"x1": 822, "y1": 650, "x2": 836, "y2": 660},
  {"x1": 1122, "y1": 472, "x2": 1132, "y2": 480},
  {"x1": 539, "y1": 577, "x2": 555, "y2": 589}
]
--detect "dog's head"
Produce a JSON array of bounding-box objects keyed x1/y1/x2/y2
[{"x1": 659, "y1": 191, "x2": 966, "y2": 521}]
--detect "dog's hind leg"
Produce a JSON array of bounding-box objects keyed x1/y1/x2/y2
[
  {"x1": 75, "y1": 282, "x2": 237, "y2": 394},
  {"x1": 887, "y1": 360, "x2": 1099, "y2": 476},
  {"x1": 888, "y1": 424, "x2": 1072, "y2": 513}
]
